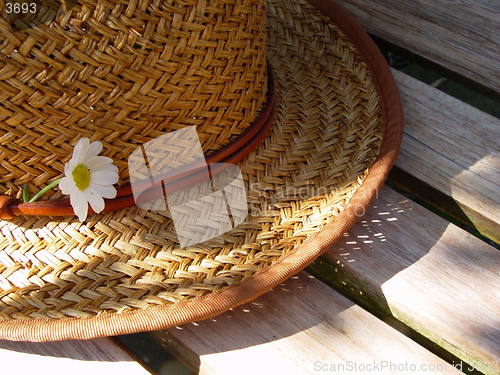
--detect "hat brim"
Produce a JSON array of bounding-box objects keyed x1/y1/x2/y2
[{"x1": 0, "y1": 0, "x2": 403, "y2": 341}]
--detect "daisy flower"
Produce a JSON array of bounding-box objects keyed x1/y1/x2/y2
[{"x1": 59, "y1": 138, "x2": 119, "y2": 221}]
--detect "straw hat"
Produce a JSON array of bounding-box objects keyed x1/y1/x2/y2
[{"x1": 0, "y1": 0, "x2": 403, "y2": 340}]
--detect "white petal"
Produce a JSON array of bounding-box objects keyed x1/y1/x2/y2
[
  {"x1": 91, "y1": 170, "x2": 119, "y2": 186},
  {"x1": 89, "y1": 183, "x2": 117, "y2": 199},
  {"x1": 72, "y1": 138, "x2": 90, "y2": 165},
  {"x1": 86, "y1": 156, "x2": 114, "y2": 171},
  {"x1": 59, "y1": 177, "x2": 76, "y2": 195},
  {"x1": 94, "y1": 164, "x2": 119, "y2": 173},
  {"x1": 70, "y1": 189, "x2": 88, "y2": 222},
  {"x1": 65, "y1": 157, "x2": 81, "y2": 177},
  {"x1": 84, "y1": 188, "x2": 105, "y2": 213},
  {"x1": 83, "y1": 141, "x2": 103, "y2": 162}
]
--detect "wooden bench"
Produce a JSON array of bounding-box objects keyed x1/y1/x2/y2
[{"x1": 1, "y1": 0, "x2": 499, "y2": 374}]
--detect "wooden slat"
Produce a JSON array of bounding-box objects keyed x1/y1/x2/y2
[
  {"x1": 150, "y1": 271, "x2": 454, "y2": 375},
  {"x1": 0, "y1": 337, "x2": 152, "y2": 375},
  {"x1": 312, "y1": 186, "x2": 500, "y2": 374},
  {"x1": 334, "y1": 0, "x2": 500, "y2": 93},
  {"x1": 391, "y1": 69, "x2": 500, "y2": 243}
]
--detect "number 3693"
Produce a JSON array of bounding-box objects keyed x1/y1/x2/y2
[{"x1": 5, "y1": 2, "x2": 37, "y2": 14}]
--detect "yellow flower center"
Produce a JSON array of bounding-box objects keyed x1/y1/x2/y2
[{"x1": 72, "y1": 164, "x2": 91, "y2": 191}]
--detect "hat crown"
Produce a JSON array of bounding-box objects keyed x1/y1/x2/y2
[{"x1": 0, "y1": 0, "x2": 268, "y2": 195}]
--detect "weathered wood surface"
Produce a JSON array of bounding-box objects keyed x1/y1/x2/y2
[
  {"x1": 0, "y1": 337, "x2": 151, "y2": 375},
  {"x1": 313, "y1": 186, "x2": 500, "y2": 374},
  {"x1": 334, "y1": 0, "x2": 500, "y2": 93},
  {"x1": 391, "y1": 69, "x2": 500, "y2": 243},
  {"x1": 150, "y1": 271, "x2": 454, "y2": 375}
]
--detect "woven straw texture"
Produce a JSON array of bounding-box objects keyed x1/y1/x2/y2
[
  {"x1": 0, "y1": 0, "x2": 267, "y2": 195},
  {"x1": 0, "y1": 0, "x2": 383, "y2": 322}
]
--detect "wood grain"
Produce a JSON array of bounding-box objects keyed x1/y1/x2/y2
[
  {"x1": 392, "y1": 69, "x2": 500, "y2": 243},
  {"x1": 0, "y1": 337, "x2": 151, "y2": 375},
  {"x1": 334, "y1": 0, "x2": 500, "y2": 93},
  {"x1": 150, "y1": 271, "x2": 454, "y2": 375},
  {"x1": 316, "y1": 186, "x2": 500, "y2": 374}
]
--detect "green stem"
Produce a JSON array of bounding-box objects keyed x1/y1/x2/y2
[
  {"x1": 23, "y1": 184, "x2": 29, "y2": 202},
  {"x1": 29, "y1": 178, "x2": 63, "y2": 203}
]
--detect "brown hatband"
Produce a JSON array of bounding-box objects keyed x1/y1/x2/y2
[{"x1": 0, "y1": 64, "x2": 276, "y2": 220}]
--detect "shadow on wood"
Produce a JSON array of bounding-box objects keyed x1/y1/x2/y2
[{"x1": 316, "y1": 186, "x2": 500, "y2": 371}]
